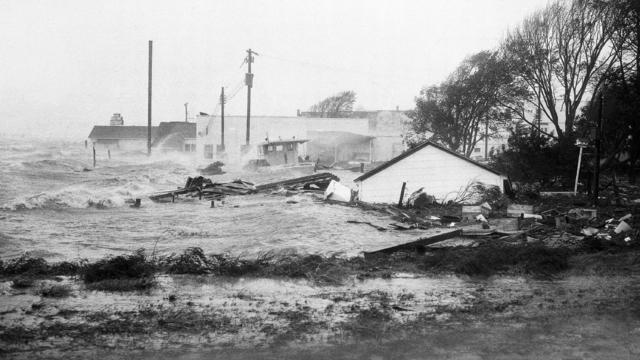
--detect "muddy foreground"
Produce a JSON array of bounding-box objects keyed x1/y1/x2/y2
[{"x1": 1, "y1": 249, "x2": 640, "y2": 359}]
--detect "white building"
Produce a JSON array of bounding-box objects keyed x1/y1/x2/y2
[
  {"x1": 354, "y1": 140, "x2": 506, "y2": 204},
  {"x1": 195, "y1": 111, "x2": 410, "y2": 166}
]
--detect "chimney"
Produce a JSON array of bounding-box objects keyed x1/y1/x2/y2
[{"x1": 110, "y1": 113, "x2": 124, "y2": 126}]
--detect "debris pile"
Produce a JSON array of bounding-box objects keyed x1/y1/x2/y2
[
  {"x1": 256, "y1": 172, "x2": 339, "y2": 193},
  {"x1": 149, "y1": 176, "x2": 256, "y2": 202},
  {"x1": 149, "y1": 172, "x2": 341, "y2": 203}
]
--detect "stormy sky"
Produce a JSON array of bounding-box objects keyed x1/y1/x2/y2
[{"x1": 0, "y1": 0, "x2": 550, "y2": 139}]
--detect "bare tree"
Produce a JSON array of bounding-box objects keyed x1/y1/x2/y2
[
  {"x1": 502, "y1": 0, "x2": 617, "y2": 140},
  {"x1": 308, "y1": 91, "x2": 356, "y2": 118}
]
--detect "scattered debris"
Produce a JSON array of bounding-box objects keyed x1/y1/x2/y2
[
  {"x1": 149, "y1": 176, "x2": 256, "y2": 202},
  {"x1": 346, "y1": 220, "x2": 387, "y2": 232},
  {"x1": 256, "y1": 172, "x2": 339, "y2": 193},
  {"x1": 364, "y1": 229, "x2": 462, "y2": 258},
  {"x1": 406, "y1": 188, "x2": 436, "y2": 208},
  {"x1": 461, "y1": 203, "x2": 491, "y2": 221},
  {"x1": 324, "y1": 180, "x2": 352, "y2": 202},
  {"x1": 198, "y1": 161, "x2": 225, "y2": 175},
  {"x1": 614, "y1": 221, "x2": 632, "y2": 234},
  {"x1": 507, "y1": 204, "x2": 534, "y2": 218}
]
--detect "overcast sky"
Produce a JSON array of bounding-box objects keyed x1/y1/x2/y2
[{"x1": 0, "y1": 0, "x2": 550, "y2": 139}]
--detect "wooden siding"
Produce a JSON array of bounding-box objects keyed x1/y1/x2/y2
[{"x1": 358, "y1": 145, "x2": 504, "y2": 204}]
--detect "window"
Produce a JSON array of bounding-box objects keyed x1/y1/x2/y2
[
  {"x1": 474, "y1": 148, "x2": 481, "y2": 153},
  {"x1": 184, "y1": 144, "x2": 195, "y2": 152},
  {"x1": 276, "y1": 145, "x2": 284, "y2": 151},
  {"x1": 204, "y1": 144, "x2": 213, "y2": 159}
]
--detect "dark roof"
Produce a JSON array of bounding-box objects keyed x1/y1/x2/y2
[
  {"x1": 156, "y1": 122, "x2": 196, "y2": 139},
  {"x1": 88, "y1": 126, "x2": 158, "y2": 140},
  {"x1": 354, "y1": 140, "x2": 503, "y2": 182}
]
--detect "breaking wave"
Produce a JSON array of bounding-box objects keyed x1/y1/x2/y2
[
  {"x1": 2, "y1": 181, "x2": 158, "y2": 211},
  {"x1": 21, "y1": 158, "x2": 91, "y2": 172}
]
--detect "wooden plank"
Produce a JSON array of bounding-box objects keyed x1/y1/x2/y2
[{"x1": 363, "y1": 229, "x2": 462, "y2": 258}]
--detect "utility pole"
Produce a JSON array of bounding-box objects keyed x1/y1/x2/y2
[
  {"x1": 147, "y1": 40, "x2": 153, "y2": 156},
  {"x1": 184, "y1": 102, "x2": 188, "y2": 122},
  {"x1": 593, "y1": 93, "x2": 603, "y2": 206},
  {"x1": 244, "y1": 48, "x2": 258, "y2": 149},
  {"x1": 220, "y1": 87, "x2": 225, "y2": 152}
]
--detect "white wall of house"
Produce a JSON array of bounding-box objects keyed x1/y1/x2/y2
[{"x1": 357, "y1": 145, "x2": 505, "y2": 204}]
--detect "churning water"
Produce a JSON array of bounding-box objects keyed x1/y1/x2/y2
[{"x1": 0, "y1": 136, "x2": 425, "y2": 261}]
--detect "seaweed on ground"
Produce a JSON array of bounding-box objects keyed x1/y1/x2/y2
[
  {"x1": 422, "y1": 242, "x2": 569, "y2": 277},
  {"x1": 81, "y1": 249, "x2": 156, "y2": 291}
]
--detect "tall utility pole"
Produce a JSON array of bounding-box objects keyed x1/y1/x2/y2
[
  {"x1": 184, "y1": 103, "x2": 188, "y2": 122},
  {"x1": 244, "y1": 49, "x2": 258, "y2": 147},
  {"x1": 220, "y1": 87, "x2": 225, "y2": 152},
  {"x1": 147, "y1": 40, "x2": 153, "y2": 156}
]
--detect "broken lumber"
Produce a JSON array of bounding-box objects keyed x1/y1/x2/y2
[
  {"x1": 363, "y1": 229, "x2": 462, "y2": 258},
  {"x1": 256, "y1": 172, "x2": 339, "y2": 192}
]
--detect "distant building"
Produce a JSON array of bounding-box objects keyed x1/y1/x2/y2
[
  {"x1": 195, "y1": 110, "x2": 410, "y2": 166},
  {"x1": 88, "y1": 125, "x2": 156, "y2": 152},
  {"x1": 152, "y1": 122, "x2": 196, "y2": 153},
  {"x1": 88, "y1": 114, "x2": 196, "y2": 153},
  {"x1": 354, "y1": 140, "x2": 506, "y2": 204}
]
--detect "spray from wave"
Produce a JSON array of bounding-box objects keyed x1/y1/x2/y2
[{"x1": 2, "y1": 180, "x2": 160, "y2": 211}]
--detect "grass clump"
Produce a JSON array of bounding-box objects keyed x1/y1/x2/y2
[
  {"x1": 11, "y1": 277, "x2": 35, "y2": 289},
  {"x1": 82, "y1": 249, "x2": 156, "y2": 291},
  {"x1": 422, "y1": 242, "x2": 569, "y2": 277},
  {"x1": 40, "y1": 284, "x2": 72, "y2": 298},
  {"x1": 1, "y1": 255, "x2": 49, "y2": 276}
]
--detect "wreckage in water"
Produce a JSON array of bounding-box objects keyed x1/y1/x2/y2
[{"x1": 148, "y1": 172, "x2": 340, "y2": 202}]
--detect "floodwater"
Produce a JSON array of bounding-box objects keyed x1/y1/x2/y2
[{"x1": 0, "y1": 136, "x2": 428, "y2": 261}]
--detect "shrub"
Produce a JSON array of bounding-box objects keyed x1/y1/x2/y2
[{"x1": 82, "y1": 249, "x2": 156, "y2": 290}]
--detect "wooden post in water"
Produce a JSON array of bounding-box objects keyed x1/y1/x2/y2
[
  {"x1": 108, "y1": 149, "x2": 111, "y2": 160},
  {"x1": 92, "y1": 146, "x2": 96, "y2": 168},
  {"x1": 398, "y1": 182, "x2": 407, "y2": 207}
]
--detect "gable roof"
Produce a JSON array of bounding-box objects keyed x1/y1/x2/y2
[
  {"x1": 354, "y1": 140, "x2": 503, "y2": 182},
  {"x1": 88, "y1": 126, "x2": 158, "y2": 140}
]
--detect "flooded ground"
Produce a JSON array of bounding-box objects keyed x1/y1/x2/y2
[
  {"x1": 0, "y1": 137, "x2": 436, "y2": 261},
  {"x1": 1, "y1": 274, "x2": 639, "y2": 359},
  {"x1": 2, "y1": 137, "x2": 640, "y2": 358}
]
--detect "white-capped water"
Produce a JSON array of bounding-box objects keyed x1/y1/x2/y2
[{"x1": 0, "y1": 136, "x2": 426, "y2": 261}]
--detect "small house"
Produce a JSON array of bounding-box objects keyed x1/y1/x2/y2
[
  {"x1": 88, "y1": 126, "x2": 156, "y2": 152},
  {"x1": 354, "y1": 141, "x2": 507, "y2": 204},
  {"x1": 257, "y1": 139, "x2": 308, "y2": 166}
]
